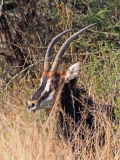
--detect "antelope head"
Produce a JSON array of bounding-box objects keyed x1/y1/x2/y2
[{"x1": 27, "y1": 24, "x2": 96, "y2": 111}]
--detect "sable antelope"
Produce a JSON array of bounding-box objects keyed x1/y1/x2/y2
[{"x1": 27, "y1": 24, "x2": 115, "y2": 143}]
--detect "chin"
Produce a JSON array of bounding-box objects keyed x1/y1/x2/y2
[{"x1": 39, "y1": 101, "x2": 53, "y2": 109}]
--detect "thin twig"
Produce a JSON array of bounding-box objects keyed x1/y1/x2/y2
[
  {"x1": 4, "y1": 59, "x2": 44, "y2": 92},
  {"x1": 88, "y1": 29, "x2": 119, "y2": 36}
]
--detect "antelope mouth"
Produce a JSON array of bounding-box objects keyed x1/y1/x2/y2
[
  {"x1": 27, "y1": 102, "x2": 37, "y2": 111},
  {"x1": 27, "y1": 101, "x2": 53, "y2": 111}
]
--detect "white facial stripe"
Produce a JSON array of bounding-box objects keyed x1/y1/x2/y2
[
  {"x1": 40, "y1": 78, "x2": 51, "y2": 96},
  {"x1": 40, "y1": 78, "x2": 43, "y2": 85},
  {"x1": 44, "y1": 79, "x2": 51, "y2": 92},
  {"x1": 46, "y1": 91, "x2": 54, "y2": 102},
  {"x1": 40, "y1": 91, "x2": 54, "y2": 108}
]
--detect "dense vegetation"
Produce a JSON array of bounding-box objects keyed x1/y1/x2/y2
[{"x1": 0, "y1": 0, "x2": 120, "y2": 159}]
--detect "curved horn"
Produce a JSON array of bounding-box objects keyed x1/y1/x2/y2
[
  {"x1": 44, "y1": 29, "x2": 73, "y2": 71},
  {"x1": 51, "y1": 23, "x2": 97, "y2": 72}
]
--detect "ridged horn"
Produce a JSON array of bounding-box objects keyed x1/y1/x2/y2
[
  {"x1": 51, "y1": 23, "x2": 96, "y2": 72},
  {"x1": 44, "y1": 29, "x2": 73, "y2": 71}
]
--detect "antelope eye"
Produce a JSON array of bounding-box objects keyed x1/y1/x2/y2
[{"x1": 51, "y1": 79, "x2": 57, "y2": 84}]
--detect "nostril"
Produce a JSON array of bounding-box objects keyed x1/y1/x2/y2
[
  {"x1": 32, "y1": 103, "x2": 35, "y2": 107},
  {"x1": 27, "y1": 100, "x2": 37, "y2": 111}
]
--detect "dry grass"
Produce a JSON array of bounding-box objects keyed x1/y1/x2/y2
[
  {"x1": 0, "y1": 75, "x2": 120, "y2": 160},
  {"x1": 0, "y1": 95, "x2": 73, "y2": 160}
]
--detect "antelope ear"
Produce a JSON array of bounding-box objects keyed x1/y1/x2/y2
[{"x1": 65, "y1": 62, "x2": 80, "y2": 82}]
